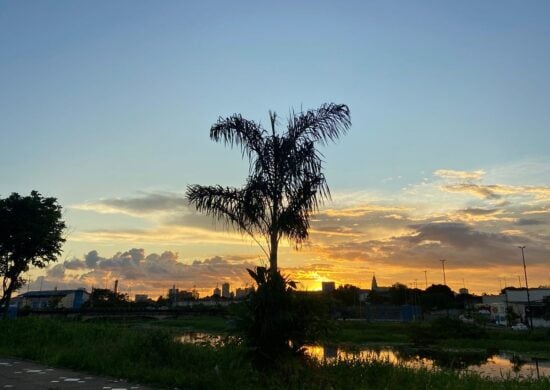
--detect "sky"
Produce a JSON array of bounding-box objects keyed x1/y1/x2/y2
[{"x1": 1, "y1": 1, "x2": 550, "y2": 298}]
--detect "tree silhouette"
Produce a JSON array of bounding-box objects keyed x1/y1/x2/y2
[
  {"x1": 186, "y1": 103, "x2": 350, "y2": 272},
  {"x1": 0, "y1": 191, "x2": 66, "y2": 315}
]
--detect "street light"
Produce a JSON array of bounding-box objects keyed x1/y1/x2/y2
[
  {"x1": 440, "y1": 259, "x2": 447, "y2": 286},
  {"x1": 424, "y1": 270, "x2": 428, "y2": 290},
  {"x1": 518, "y1": 246, "x2": 533, "y2": 329}
]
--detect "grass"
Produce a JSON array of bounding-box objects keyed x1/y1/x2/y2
[
  {"x1": 324, "y1": 321, "x2": 411, "y2": 345},
  {"x1": 119, "y1": 315, "x2": 231, "y2": 333},
  {"x1": 1, "y1": 317, "x2": 549, "y2": 389}
]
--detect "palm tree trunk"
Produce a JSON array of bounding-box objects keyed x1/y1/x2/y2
[{"x1": 269, "y1": 231, "x2": 278, "y2": 272}]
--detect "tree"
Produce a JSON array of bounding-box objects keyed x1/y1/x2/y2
[
  {"x1": 83, "y1": 288, "x2": 128, "y2": 308},
  {"x1": 333, "y1": 284, "x2": 361, "y2": 306},
  {"x1": 389, "y1": 283, "x2": 409, "y2": 305},
  {"x1": 0, "y1": 191, "x2": 66, "y2": 315},
  {"x1": 421, "y1": 284, "x2": 455, "y2": 311},
  {"x1": 186, "y1": 103, "x2": 350, "y2": 273},
  {"x1": 187, "y1": 104, "x2": 350, "y2": 360}
]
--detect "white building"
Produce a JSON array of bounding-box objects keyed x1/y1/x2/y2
[{"x1": 481, "y1": 288, "x2": 550, "y2": 328}]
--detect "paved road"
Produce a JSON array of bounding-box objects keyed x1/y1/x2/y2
[{"x1": 0, "y1": 358, "x2": 152, "y2": 390}]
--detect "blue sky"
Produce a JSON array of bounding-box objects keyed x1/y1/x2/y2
[{"x1": 1, "y1": 1, "x2": 550, "y2": 295}]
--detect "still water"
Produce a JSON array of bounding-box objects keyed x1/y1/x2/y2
[
  {"x1": 178, "y1": 332, "x2": 549, "y2": 380},
  {"x1": 304, "y1": 345, "x2": 550, "y2": 380}
]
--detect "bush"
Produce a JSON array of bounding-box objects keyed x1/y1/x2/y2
[
  {"x1": 409, "y1": 317, "x2": 487, "y2": 346},
  {"x1": 234, "y1": 267, "x2": 330, "y2": 363}
]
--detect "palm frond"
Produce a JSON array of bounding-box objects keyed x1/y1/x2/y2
[
  {"x1": 188, "y1": 103, "x2": 351, "y2": 268},
  {"x1": 210, "y1": 114, "x2": 266, "y2": 157},
  {"x1": 288, "y1": 103, "x2": 351, "y2": 146}
]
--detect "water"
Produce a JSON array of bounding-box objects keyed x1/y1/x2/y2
[
  {"x1": 304, "y1": 345, "x2": 550, "y2": 380},
  {"x1": 178, "y1": 332, "x2": 550, "y2": 380}
]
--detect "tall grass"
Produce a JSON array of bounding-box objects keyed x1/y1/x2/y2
[{"x1": 0, "y1": 318, "x2": 548, "y2": 389}]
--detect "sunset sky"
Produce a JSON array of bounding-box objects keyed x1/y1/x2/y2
[{"x1": 1, "y1": 1, "x2": 549, "y2": 297}]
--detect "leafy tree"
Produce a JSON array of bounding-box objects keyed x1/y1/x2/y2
[
  {"x1": 389, "y1": 283, "x2": 409, "y2": 305},
  {"x1": 420, "y1": 284, "x2": 455, "y2": 311},
  {"x1": 333, "y1": 284, "x2": 361, "y2": 306},
  {"x1": 367, "y1": 289, "x2": 388, "y2": 304},
  {"x1": 0, "y1": 191, "x2": 66, "y2": 316},
  {"x1": 84, "y1": 288, "x2": 129, "y2": 308},
  {"x1": 186, "y1": 103, "x2": 350, "y2": 273}
]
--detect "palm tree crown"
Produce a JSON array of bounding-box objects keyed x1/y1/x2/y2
[{"x1": 186, "y1": 103, "x2": 351, "y2": 272}]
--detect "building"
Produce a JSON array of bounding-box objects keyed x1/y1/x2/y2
[
  {"x1": 482, "y1": 288, "x2": 550, "y2": 327},
  {"x1": 322, "y1": 281, "x2": 335, "y2": 293},
  {"x1": 213, "y1": 286, "x2": 221, "y2": 298},
  {"x1": 134, "y1": 294, "x2": 149, "y2": 303},
  {"x1": 16, "y1": 289, "x2": 90, "y2": 310},
  {"x1": 221, "y1": 283, "x2": 231, "y2": 298},
  {"x1": 235, "y1": 287, "x2": 254, "y2": 299},
  {"x1": 168, "y1": 286, "x2": 198, "y2": 305},
  {"x1": 371, "y1": 274, "x2": 390, "y2": 293}
]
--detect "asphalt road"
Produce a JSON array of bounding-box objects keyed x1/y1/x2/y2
[{"x1": 0, "y1": 358, "x2": 151, "y2": 390}]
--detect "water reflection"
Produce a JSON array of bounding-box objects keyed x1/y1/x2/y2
[
  {"x1": 177, "y1": 332, "x2": 225, "y2": 345},
  {"x1": 303, "y1": 344, "x2": 550, "y2": 380},
  {"x1": 177, "y1": 332, "x2": 549, "y2": 380}
]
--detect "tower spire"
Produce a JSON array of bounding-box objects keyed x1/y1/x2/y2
[{"x1": 371, "y1": 274, "x2": 378, "y2": 290}]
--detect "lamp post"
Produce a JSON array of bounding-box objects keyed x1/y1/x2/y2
[
  {"x1": 424, "y1": 270, "x2": 428, "y2": 290},
  {"x1": 440, "y1": 259, "x2": 447, "y2": 286},
  {"x1": 518, "y1": 246, "x2": 533, "y2": 329}
]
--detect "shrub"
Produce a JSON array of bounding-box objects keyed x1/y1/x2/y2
[
  {"x1": 234, "y1": 267, "x2": 330, "y2": 363},
  {"x1": 409, "y1": 317, "x2": 487, "y2": 346}
]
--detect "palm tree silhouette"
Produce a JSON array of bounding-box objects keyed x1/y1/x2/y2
[{"x1": 186, "y1": 103, "x2": 350, "y2": 273}]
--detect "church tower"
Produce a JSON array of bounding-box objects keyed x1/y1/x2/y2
[{"x1": 371, "y1": 274, "x2": 378, "y2": 291}]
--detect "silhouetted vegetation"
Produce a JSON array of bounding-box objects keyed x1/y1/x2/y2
[
  {"x1": 233, "y1": 267, "x2": 331, "y2": 363},
  {"x1": 420, "y1": 284, "x2": 455, "y2": 310},
  {"x1": 1, "y1": 318, "x2": 549, "y2": 389},
  {"x1": 186, "y1": 103, "x2": 350, "y2": 272},
  {"x1": 82, "y1": 288, "x2": 129, "y2": 308},
  {"x1": 409, "y1": 317, "x2": 487, "y2": 346},
  {"x1": 332, "y1": 284, "x2": 361, "y2": 306},
  {"x1": 0, "y1": 191, "x2": 66, "y2": 316},
  {"x1": 186, "y1": 104, "x2": 350, "y2": 359},
  {"x1": 543, "y1": 296, "x2": 550, "y2": 320}
]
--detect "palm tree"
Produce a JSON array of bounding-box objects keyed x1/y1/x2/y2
[{"x1": 186, "y1": 103, "x2": 350, "y2": 273}]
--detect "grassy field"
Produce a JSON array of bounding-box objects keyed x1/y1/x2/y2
[{"x1": 1, "y1": 317, "x2": 549, "y2": 389}]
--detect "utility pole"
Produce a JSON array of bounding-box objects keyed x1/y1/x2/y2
[
  {"x1": 440, "y1": 259, "x2": 447, "y2": 286},
  {"x1": 424, "y1": 270, "x2": 428, "y2": 290},
  {"x1": 518, "y1": 246, "x2": 533, "y2": 329}
]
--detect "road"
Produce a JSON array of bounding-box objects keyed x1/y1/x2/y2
[{"x1": 0, "y1": 358, "x2": 152, "y2": 390}]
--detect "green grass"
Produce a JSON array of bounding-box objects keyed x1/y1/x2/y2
[
  {"x1": 325, "y1": 321, "x2": 411, "y2": 345},
  {"x1": 134, "y1": 315, "x2": 230, "y2": 333},
  {"x1": 1, "y1": 317, "x2": 549, "y2": 389}
]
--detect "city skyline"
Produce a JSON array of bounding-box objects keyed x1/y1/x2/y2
[{"x1": 2, "y1": 1, "x2": 550, "y2": 297}]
